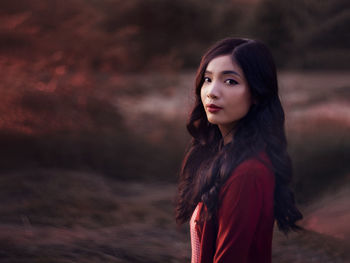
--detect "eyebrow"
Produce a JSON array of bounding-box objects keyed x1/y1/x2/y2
[{"x1": 205, "y1": 70, "x2": 241, "y2": 77}]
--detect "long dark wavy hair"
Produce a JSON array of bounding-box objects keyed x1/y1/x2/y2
[{"x1": 175, "y1": 38, "x2": 303, "y2": 234}]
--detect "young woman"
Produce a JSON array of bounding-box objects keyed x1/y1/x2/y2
[{"x1": 176, "y1": 38, "x2": 303, "y2": 263}]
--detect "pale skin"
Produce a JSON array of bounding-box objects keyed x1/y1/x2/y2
[{"x1": 201, "y1": 55, "x2": 253, "y2": 145}]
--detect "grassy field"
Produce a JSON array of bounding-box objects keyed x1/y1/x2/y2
[
  {"x1": 0, "y1": 170, "x2": 348, "y2": 263},
  {"x1": 0, "y1": 70, "x2": 349, "y2": 262}
]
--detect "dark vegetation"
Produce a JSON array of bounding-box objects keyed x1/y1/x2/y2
[
  {"x1": 251, "y1": 0, "x2": 350, "y2": 68},
  {"x1": 291, "y1": 126, "x2": 350, "y2": 204},
  {"x1": 0, "y1": 0, "x2": 349, "y2": 72}
]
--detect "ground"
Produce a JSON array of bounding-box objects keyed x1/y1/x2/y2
[{"x1": 0, "y1": 170, "x2": 349, "y2": 263}]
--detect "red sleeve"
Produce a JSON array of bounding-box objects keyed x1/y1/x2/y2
[{"x1": 213, "y1": 161, "x2": 271, "y2": 263}]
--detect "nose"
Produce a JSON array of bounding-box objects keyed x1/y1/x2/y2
[
  {"x1": 207, "y1": 93, "x2": 218, "y2": 99},
  {"x1": 207, "y1": 81, "x2": 220, "y2": 99}
]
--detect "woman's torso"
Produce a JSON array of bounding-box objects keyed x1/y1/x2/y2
[{"x1": 190, "y1": 154, "x2": 275, "y2": 263}]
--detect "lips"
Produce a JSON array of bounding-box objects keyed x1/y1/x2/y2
[{"x1": 206, "y1": 104, "x2": 223, "y2": 113}]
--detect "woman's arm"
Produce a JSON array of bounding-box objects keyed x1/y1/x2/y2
[{"x1": 213, "y1": 160, "x2": 273, "y2": 263}]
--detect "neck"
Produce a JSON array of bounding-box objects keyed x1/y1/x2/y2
[
  {"x1": 223, "y1": 132, "x2": 233, "y2": 145},
  {"x1": 219, "y1": 124, "x2": 235, "y2": 145}
]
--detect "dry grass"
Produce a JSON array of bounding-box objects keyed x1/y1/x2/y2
[
  {"x1": 0, "y1": 70, "x2": 349, "y2": 261},
  {"x1": 0, "y1": 169, "x2": 349, "y2": 262}
]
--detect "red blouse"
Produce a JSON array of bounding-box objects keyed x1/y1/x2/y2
[{"x1": 193, "y1": 154, "x2": 275, "y2": 263}]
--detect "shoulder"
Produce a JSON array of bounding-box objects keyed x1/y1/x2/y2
[
  {"x1": 221, "y1": 152, "x2": 275, "y2": 194},
  {"x1": 234, "y1": 152, "x2": 273, "y2": 179}
]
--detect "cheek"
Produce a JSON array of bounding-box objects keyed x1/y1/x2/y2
[
  {"x1": 241, "y1": 89, "x2": 252, "y2": 104},
  {"x1": 244, "y1": 90, "x2": 253, "y2": 107},
  {"x1": 227, "y1": 89, "x2": 252, "y2": 115},
  {"x1": 240, "y1": 92, "x2": 253, "y2": 115},
  {"x1": 200, "y1": 87, "x2": 206, "y2": 104}
]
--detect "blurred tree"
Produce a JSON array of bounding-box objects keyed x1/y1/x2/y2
[
  {"x1": 249, "y1": 0, "x2": 294, "y2": 66},
  {"x1": 0, "y1": 0, "x2": 348, "y2": 71},
  {"x1": 99, "y1": 0, "x2": 246, "y2": 70},
  {"x1": 251, "y1": 0, "x2": 350, "y2": 68}
]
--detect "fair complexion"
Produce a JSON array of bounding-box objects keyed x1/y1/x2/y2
[{"x1": 200, "y1": 55, "x2": 252, "y2": 145}]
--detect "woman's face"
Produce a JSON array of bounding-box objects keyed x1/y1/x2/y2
[{"x1": 200, "y1": 54, "x2": 252, "y2": 136}]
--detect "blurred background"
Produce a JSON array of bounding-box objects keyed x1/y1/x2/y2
[{"x1": 0, "y1": 0, "x2": 349, "y2": 262}]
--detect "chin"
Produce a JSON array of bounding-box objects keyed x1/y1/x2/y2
[{"x1": 207, "y1": 119, "x2": 221, "y2": 126}]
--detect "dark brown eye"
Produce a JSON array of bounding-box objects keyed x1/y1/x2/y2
[{"x1": 225, "y1": 79, "x2": 238, "y2": 85}]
